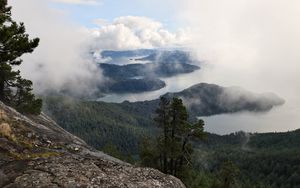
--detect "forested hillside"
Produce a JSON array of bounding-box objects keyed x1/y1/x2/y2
[
  {"x1": 43, "y1": 96, "x2": 157, "y2": 155},
  {"x1": 43, "y1": 94, "x2": 299, "y2": 187},
  {"x1": 42, "y1": 83, "x2": 284, "y2": 155}
]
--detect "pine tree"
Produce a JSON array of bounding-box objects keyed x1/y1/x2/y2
[
  {"x1": 0, "y1": 0, "x2": 42, "y2": 114},
  {"x1": 219, "y1": 161, "x2": 240, "y2": 188},
  {"x1": 178, "y1": 119, "x2": 205, "y2": 175},
  {"x1": 169, "y1": 97, "x2": 188, "y2": 176},
  {"x1": 154, "y1": 96, "x2": 171, "y2": 173},
  {"x1": 145, "y1": 96, "x2": 205, "y2": 177}
]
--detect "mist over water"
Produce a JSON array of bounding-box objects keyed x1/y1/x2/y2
[
  {"x1": 100, "y1": 90, "x2": 299, "y2": 135},
  {"x1": 202, "y1": 103, "x2": 299, "y2": 134},
  {"x1": 201, "y1": 88, "x2": 300, "y2": 134},
  {"x1": 98, "y1": 65, "x2": 299, "y2": 134}
]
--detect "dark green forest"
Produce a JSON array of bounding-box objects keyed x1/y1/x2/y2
[
  {"x1": 43, "y1": 96, "x2": 300, "y2": 188},
  {"x1": 43, "y1": 96, "x2": 156, "y2": 155},
  {"x1": 187, "y1": 130, "x2": 300, "y2": 187}
]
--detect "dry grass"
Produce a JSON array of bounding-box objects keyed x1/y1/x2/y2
[
  {"x1": 0, "y1": 109, "x2": 8, "y2": 120},
  {"x1": 0, "y1": 123, "x2": 12, "y2": 138}
]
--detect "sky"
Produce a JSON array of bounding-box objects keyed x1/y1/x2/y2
[
  {"x1": 49, "y1": 0, "x2": 181, "y2": 29},
  {"x1": 8, "y1": 0, "x2": 300, "y2": 133}
]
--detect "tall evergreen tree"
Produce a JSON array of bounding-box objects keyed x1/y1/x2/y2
[
  {"x1": 219, "y1": 161, "x2": 240, "y2": 188},
  {"x1": 142, "y1": 97, "x2": 205, "y2": 177},
  {"x1": 0, "y1": 0, "x2": 42, "y2": 114},
  {"x1": 154, "y1": 96, "x2": 171, "y2": 173},
  {"x1": 169, "y1": 98, "x2": 188, "y2": 175}
]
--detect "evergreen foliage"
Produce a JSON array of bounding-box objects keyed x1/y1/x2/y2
[
  {"x1": 141, "y1": 97, "x2": 205, "y2": 177},
  {"x1": 218, "y1": 161, "x2": 240, "y2": 188},
  {"x1": 0, "y1": 0, "x2": 41, "y2": 114},
  {"x1": 43, "y1": 96, "x2": 156, "y2": 155},
  {"x1": 102, "y1": 142, "x2": 135, "y2": 163}
]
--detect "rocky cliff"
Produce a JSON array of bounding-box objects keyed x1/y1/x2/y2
[{"x1": 0, "y1": 102, "x2": 185, "y2": 188}]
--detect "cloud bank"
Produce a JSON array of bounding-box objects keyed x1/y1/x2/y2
[
  {"x1": 9, "y1": 0, "x2": 102, "y2": 96},
  {"x1": 8, "y1": 0, "x2": 189, "y2": 96},
  {"x1": 180, "y1": 0, "x2": 300, "y2": 95},
  {"x1": 178, "y1": 0, "x2": 300, "y2": 133},
  {"x1": 89, "y1": 16, "x2": 189, "y2": 51}
]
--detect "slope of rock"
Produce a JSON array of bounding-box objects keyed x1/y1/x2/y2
[{"x1": 0, "y1": 102, "x2": 185, "y2": 188}]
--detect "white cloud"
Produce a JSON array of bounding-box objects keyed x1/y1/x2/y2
[
  {"x1": 179, "y1": 0, "x2": 300, "y2": 97},
  {"x1": 89, "y1": 16, "x2": 189, "y2": 50},
  {"x1": 9, "y1": 0, "x2": 102, "y2": 96},
  {"x1": 52, "y1": 0, "x2": 101, "y2": 5},
  {"x1": 178, "y1": 0, "x2": 300, "y2": 133}
]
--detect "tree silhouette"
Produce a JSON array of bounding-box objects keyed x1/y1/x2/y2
[{"x1": 0, "y1": 0, "x2": 42, "y2": 114}]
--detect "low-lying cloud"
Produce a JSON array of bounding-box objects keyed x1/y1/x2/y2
[
  {"x1": 9, "y1": 0, "x2": 102, "y2": 96},
  {"x1": 180, "y1": 0, "x2": 300, "y2": 96},
  {"x1": 178, "y1": 0, "x2": 300, "y2": 133}
]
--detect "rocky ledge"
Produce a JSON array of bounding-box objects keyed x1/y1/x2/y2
[{"x1": 0, "y1": 102, "x2": 185, "y2": 188}]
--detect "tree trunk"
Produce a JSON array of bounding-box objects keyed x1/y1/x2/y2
[
  {"x1": 163, "y1": 116, "x2": 168, "y2": 173},
  {"x1": 163, "y1": 153, "x2": 167, "y2": 173},
  {"x1": 174, "y1": 160, "x2": 178, "y2": 176},
  {"x1": 159, "y1": 154, "x2": 163, "y2": 170},
  {"x1": 170, "y1": 158, "x2": 174, "y2": 175},
  {"x1": 179, "y1": 137, "x2": 188, "y2": 170},
  {"x1": 0, "y1": 79, "x2": 5, "y2": 102}
]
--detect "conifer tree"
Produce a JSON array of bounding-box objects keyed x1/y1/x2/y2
[
  {"x1": 143, "y1": 96, "x2": 205, "y2": 177},
  {"x1": 0, "y1": 0, "x2": 42, "y2": 114},
  {"x1": 219, "y1": 161, "x2": 240, "y2": 188},
  {"x1": 169, "y1": 97, "x2": 188, "y2": 175},
  {"x1": 154, "y1": 96, "x2": 171, "y2": 173}
]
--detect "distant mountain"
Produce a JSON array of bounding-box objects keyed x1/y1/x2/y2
[
  {"x1": 129, "y1": 83, "x2": 285, "y2": 119},
  {"x1": 98, "y1": 49, "x2": 200, "y2": 94},
  {"x1": 163, "y1": 83, "x2": 285, "y2": 117}
]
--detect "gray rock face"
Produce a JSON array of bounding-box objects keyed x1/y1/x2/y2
[
  {"x1": 0, "y1": 102, "x2": 185, "y2": 188},
  {"x1": 4, "y1": 155, "x2": 184, "y2": 188}
]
